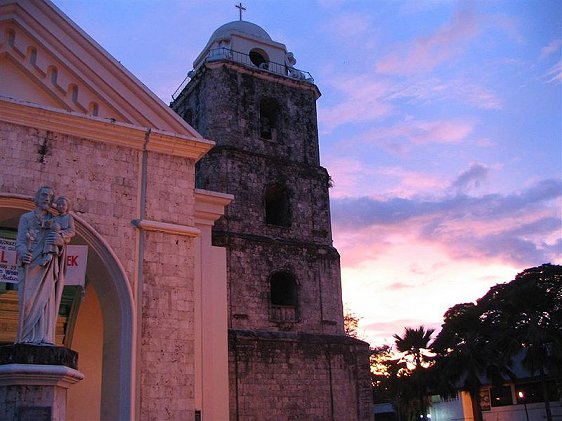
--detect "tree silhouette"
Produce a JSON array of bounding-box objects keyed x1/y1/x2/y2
[
  {"x1": 433, "y1": 264, "x2": 561, "y2": 421},
  {"x1": 393, "y1": 326, "x2": 435, "y2": 421},
  {"x1": 478, "y1": 264, "x2": 562, "y2": 421},
  {"x1": 432, "y1": 303, "x2": 512, "y2": 421}
]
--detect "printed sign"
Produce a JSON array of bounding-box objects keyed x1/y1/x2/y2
[
  {"x1": 0, "y1": 238, "x2": 87, "y2": 286},
  {"x1": 0, "y1": 237, "x2": 18, "y2": 283}
]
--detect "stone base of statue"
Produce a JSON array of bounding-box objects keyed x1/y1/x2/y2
[{"x1": 0, "y1": 344, "x2": 83, "y2": 421}]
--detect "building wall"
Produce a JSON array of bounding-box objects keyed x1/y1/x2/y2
[
  {"x1": 175, "y1": 64, "x2": 321, "y2": 167},
  {"x1": 174, "y1": 64, "x2": 341, "y2": 333},
  {"x1": 482, "y1": 402, "x2": 562, "y2": 421},
  {"x1": 195, "y1": 151, "x2": 333, "y2": 247},
  {"x1": 0, "y1": 119, "x2": 200, "y2": 419},
  {"x1": 229, "y1": 331, "x2": 373, "y2": 421},
  {"x1": 0, "y1": 122, "x2": 139, "y2": 275},
  {"x1": 172, "y1": 58, "x2": 373, "y2": 420}
]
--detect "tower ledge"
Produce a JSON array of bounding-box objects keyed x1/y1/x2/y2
[{"x1": 173, "y1": 51, "x2": 316, "y2": 101}]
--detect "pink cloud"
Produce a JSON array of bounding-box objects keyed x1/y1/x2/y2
[
  {"x1": 361, "y1": 118, "x2": 474, "y2": 148},
  {"x1": 375, "y1": 8, "x2": 479, "y2": 75},
  {"x1": 541, "y1": 39, "x2": 562, "y2": 59},
  {"x1": 363, "y1": 319, "x2": 442, "y2": 343},
  {"x1": 377, "y1": 167, "x2": 444, "y2": 197},
  {"x1": 325, "y1": 157, "x2": 445, "y2": 199},
  {"x1": 318, "y1": 76, "x2": 393, "y2": 131},
  {"x1": 331, "y1": 177, "x2": 562, "y2": 268}
]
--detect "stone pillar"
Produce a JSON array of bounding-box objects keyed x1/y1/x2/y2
[{"x1": 0, "y1": 344, "x2": 83, "y2": 421}]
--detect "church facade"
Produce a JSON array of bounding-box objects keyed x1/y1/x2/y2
[
  {"x1": 172, "y1": 20, "x2": 372, "y2": 420},
  {"x1": 0, "y1": 1, "x2": 230, "y2": 419}
]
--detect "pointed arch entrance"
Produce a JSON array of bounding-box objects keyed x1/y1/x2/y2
[{"x1": 0, "y1": 193, "x2": 135, "y2": 420}]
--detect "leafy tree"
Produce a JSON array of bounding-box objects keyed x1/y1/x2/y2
[
  {"x1": 371, "y1": 343, "x2": 419, "y2": 421},
  {"x1": 371, "y1": 344, "x2": 395, "y2": 403},
  {"x1": 433, "y1": 264, "x2": 562, "y2": 421},
  {"x1": 478, "y1": 264, "x2": 562, "y2": 421},
  {"x1": 432, "y1": 303, "x2": 512, "y2": 421},
  {"x1": 344, "y1": 307, "x2": 361, "y2": 338}
]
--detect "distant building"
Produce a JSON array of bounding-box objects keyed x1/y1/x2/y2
[
  {"x1": 171, "y1": 19, "x2": 373, "y2": 420},
  {"x1": 430, "y1": 358, "x2": 562, "y2": 421}
]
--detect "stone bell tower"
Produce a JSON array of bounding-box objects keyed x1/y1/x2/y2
[{"x1": 171, "y1": 18, "x2": 372, "y2": 420}]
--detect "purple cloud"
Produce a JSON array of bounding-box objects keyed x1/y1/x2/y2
[
  {"x1": 449, "y1": 163, "x2": 489, "y2": 193},
  {"x1": 331, "y1": 178, "x2": 562, "y2": 266},
  {"x1": 332, "y1": 178, "x2": 560, "y2": 227}
]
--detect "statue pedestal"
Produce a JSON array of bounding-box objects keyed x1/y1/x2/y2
[{"x1": 0, "y1": 345, "x2": 83, "y2": 421}]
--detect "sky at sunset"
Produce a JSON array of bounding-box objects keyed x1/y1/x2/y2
[{"x1": 54, "y1": 0, "x2": 561, "y2": 347}]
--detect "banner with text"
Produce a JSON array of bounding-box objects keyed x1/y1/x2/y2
[{"x1": 0, "y1": 237, "x2": 87, "y2": 286}]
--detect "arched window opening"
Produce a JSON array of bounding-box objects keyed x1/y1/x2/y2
[
  {"x1": 259, "y1": 98, "x2": 279, "y2": 141},
  {"x1": 184, "y1": 109, "x2": 194, "y2": 127},
  {"x1": 89, "y1": 102, "x2": 99, "y2": 116},
  {"x1": 270, "y1": 271, "x2": 298, "y2": 323},
  {"x1": 249, "y1": 48, "x2": 268, "y2": 69},
  {"x1": 264, "y1": 183, "x2": 290, "y2": 227}
]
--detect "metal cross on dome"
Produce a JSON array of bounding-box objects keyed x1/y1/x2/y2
[{"x1": 235, "y1": 2, "x2": 246, "y2": 21}]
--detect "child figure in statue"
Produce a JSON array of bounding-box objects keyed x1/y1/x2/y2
[
  {"x1": 53, "y1": 196, "x2": 75, "y2": 245},
  {"x1": 41, "y1": 196, "x2": 75, "y2": 266}
]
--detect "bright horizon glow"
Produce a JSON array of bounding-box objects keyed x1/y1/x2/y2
[{"x1": 53, "y1": 0, "x2": 561, "y2": 348}]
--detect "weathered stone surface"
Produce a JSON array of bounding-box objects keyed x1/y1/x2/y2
[
  {"x1": 0, "y1": 121, "x2": 198, "y2": 419},
  {"x1": 0, "y1": 344, "x2": 78, "y2": 369},
  {"x1": 172, "y1": 59, "x2": 373, "y2": 420},
  {"x1": 174, "y1": 63, "x2": 344, "y2": 334},
  {"x1": 229, "y1": 330, "x2": 373, "y2": 421}
]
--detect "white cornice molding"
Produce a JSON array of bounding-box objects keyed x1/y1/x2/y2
[
  {"x1": 0, "y1": 364, "x2": 84, "y2": 387},
  {"x1": 194, "y1": 189, "x2": 233, "y2": 226},
  {"x1": 0, "y1": 97, "x2": 214, "y2": 160},
  {"x1": 132, "y1": 219, "x2": 200, "y2": 238}
]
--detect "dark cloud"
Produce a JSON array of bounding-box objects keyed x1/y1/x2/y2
[
  {"x1": 449, "y1": 163, "x2": 489, "y2": 193},
  {"x1": 331, "y1": 178, "x2": 562, "y2": 265},
  {"x1": 445, "y1": 217, "x2": 562, "y2": 265},
  {"x1": 332, "y1": 178, "x2": 561, "y2": 228}
]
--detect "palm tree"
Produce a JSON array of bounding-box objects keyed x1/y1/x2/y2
[{"x1": 393, "y1": 326, "x2": 435, "y2": 421}]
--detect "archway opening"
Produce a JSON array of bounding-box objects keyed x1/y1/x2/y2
[
  {"x1": 249, "y1": 48, "x2": 269, "y2": 69},
  {"x1": 269, "y1": 271, "x2": 298, "y2": 323},
  {"x1": 264, "y1": 183, "x2": 291, "y2": 227},
  {"x1": 0, "y1": 196, "x2": 134, "y2": 420}
]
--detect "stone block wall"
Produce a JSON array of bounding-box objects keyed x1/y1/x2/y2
[
  {"x1": 222, "y1": 236, "x2": 343, "y2": 334},
  {"x1": 173, "y1": 64, "x2": 321, "y2": 167},
  {"x1": 0, "y1": 121, "x2": 199, "y2": 419},
  {"x1": 197, "y1": 149, "x2": 333, "y2": 246},
  {"x1": 172, "y1": 58, "x2": 373, "y2": 420},
  {"x1": 229, "y1": 330, "x2": 373, "y2": 421},
  {"x1": 0, "y1": 123, "x2": 139, "y2": 276}
]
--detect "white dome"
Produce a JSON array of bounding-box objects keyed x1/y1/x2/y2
[{"x1": 209, "y1": 21, "x2": 272, "y2": 42}]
